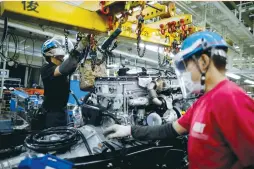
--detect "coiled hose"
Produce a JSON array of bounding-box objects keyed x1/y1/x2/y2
[
  {"x1": 24, "y1": 127, "x2": 92, "y2": 155},
  {"x1": 0, "y1": 18, "x2": 8, "y2": 48}
]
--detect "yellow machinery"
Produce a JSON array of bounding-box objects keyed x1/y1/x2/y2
[{"x1": 0, "y1": 1, "x2": 203, "y2": 51}]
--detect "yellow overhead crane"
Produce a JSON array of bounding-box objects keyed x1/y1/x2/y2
[
  {"x1": 0, "y1": 1, "x2": 108, "y2": 33},
  {"x1": 0, "y1": 1, "x2": 202, "y2": 47}
]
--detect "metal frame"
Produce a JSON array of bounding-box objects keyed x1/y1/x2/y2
[{"x1": 175, "y1": 1, "x2": 254, "y2": 79}]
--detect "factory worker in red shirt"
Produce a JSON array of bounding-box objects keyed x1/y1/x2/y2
[{"x1": 104, "y1": 31, "x2": 254, "y2": 169}]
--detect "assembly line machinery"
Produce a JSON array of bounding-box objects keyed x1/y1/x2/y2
[
  {"x1": 0, "y1": 1, "x2": 199, "y2": 169},
  {"x1": 0, "y1": 71, "x2": 190, "y2": 169}
]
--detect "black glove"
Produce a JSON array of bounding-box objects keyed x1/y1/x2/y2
[{"x1": 59, "y1": 50, "x2": 81, "y2": 76}]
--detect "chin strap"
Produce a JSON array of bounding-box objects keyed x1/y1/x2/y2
[
  {"x1": 192, "y1": 55, "x2": 211, "y2": 97},
  {"x1": 200, "y1": 72, "x2": 206, "y2": 95}
]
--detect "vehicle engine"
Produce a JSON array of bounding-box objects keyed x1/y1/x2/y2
[
  {"x1": 84, "y1": 75, "x2": 184, "y2": 128},
  {"x1": 0, "y1": 74, "x2": 188, "y2": 169}
]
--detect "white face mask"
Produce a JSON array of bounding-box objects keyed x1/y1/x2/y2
[{"x1": 178, "y1": 71, "x2": 203, "y2": 98}]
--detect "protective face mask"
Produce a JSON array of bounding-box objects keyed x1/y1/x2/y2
[
  {"x1": 53, "y1": 48, "x2": 66, "y2": 56},
  {"x1": 179, "y1": 71, "x2": 203, "y2": 98}
]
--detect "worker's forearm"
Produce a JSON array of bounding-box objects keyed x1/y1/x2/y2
[
  {"x1": 59, "y1": 50, "x2": 81, "y2": 76},
  {"x1": 131, "y1": 123, "x2": 179, "y2": 140}
]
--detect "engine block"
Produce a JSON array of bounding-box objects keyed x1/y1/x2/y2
[{"x1": 90, "y1": 76, "x2": 183, "y2": 127}]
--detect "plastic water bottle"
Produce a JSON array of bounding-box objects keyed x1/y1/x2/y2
[{"x1": 72, "y1": 105, "x2": 83, "y2": 128}]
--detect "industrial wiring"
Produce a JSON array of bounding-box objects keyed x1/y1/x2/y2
[
  {"x1": 11, "y1": 34, "x2": 20, "y2": 62},
  {"x1": 0, "y1": 17, "x2": 8, "y2": 48},
  {"x1": 24, "y1": 126, "x2": 93, "y2": 155},
  {"x1": 0, "y1": 33, "x2": 8, "y2": 61},
  {"x1": 7, "y1": 33, "x2": 20, "y2": 62},
  {"x1": 0, "y1": 33, "x2": 20, "y2": 63},
  {"x1": 7, "y1": 34, "x2": 17, "y2": 60},
  {"x1": 24, "y1": 36, "x2": 35, "y2": 84},
  {"x1": 24, "y1": 36, "x2": 34, "y2": 67}
]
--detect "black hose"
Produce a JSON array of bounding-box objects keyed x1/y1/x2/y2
[
  {"x1": 0, "y1": 51, "x2": 5, "y2": 61},
  {"x1": 11, "y1": 34, "x2": 20, "y2": 62},
  {"x1": 70, "y1": 90, "x2": 81, "y2": 106},
  {"x1": 0, "y1": 33, "x2": 19, "y2": 62},
  {"x1": 77, "y1": 130, "x2": 93, "y2": 155},
  {"x1": 24, "y1": 36, "x2": 34, "y2": 67},
  {"x1": 102, "y1": 113, "x2": 121, "y2": 124},
  {"x1": 7, "y1": 33, "x2": 18, "y2": 61},
  {"x1": 82, "y1": 92, "x2": 91, "y2": 103},
  {"x1": 0, "y1": 17, "x2": 8, "y2": 47},
  {"x1": 24, "y1": 127, "x2": 92, "y2": 155}
]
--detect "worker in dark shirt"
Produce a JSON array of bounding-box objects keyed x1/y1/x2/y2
[
  {"x1": 104, "y1": 31, "x2": 254, "y2": 169},
  {"x1": 40, "y1": 37, "x2": 82, "y2": 128}
]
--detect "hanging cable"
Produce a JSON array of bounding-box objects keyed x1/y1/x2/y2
[
  {"x1": 158, "y1": 46, "x2": 166, "y2": 67},
  {"x1": 24, "y1": 35, "x2": 34, "y2": 67},
  {"x1": 11, "y1": 34, "x2": 20, "y2": 63},
  {"x1": 24, "y1": 35, "x2": 35, "y2": 86},
  {"x1": 6, "y1": 33, "x2": 19, "y2": 62},
  {"x1": 0, "y1": 32, "x2": 19, "y2": 69},
  {"x1": 0, "y1": 17, "x2": 8, "y2": 48},
  {"x1": 0, "y1": 34, "x2": 7, "y2": 61},
  {"x1": 136, "y1": 12, "x2": 146, "y2": 58}
]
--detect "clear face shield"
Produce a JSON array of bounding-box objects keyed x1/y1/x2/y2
[
  {"x1": 46, "y1": 36, "x2": 74, "y2": 61},
  {"x1": 173, "y1": 40, "x2": 205, "y2": 99},
  {"x1": 173, "y1": 58, "x2": 203, "y2": 99}
]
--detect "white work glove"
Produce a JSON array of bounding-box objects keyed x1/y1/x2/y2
[{"x1": 103, "y1": 124, "x2": 131, "y2": 139}]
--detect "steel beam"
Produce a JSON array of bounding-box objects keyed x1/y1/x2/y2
[
  {"x1": 0, "y1": 40, "x2": 7, "y2": 101},
  {"x1": 128, "y1": 3, "x2": 171, "y2": 23},
  {"x1": 63, "y1": 1, "x2": 115, "y2": 12},
  {"x1": 230, "y1": 70, "x2": 254, "y2": 74},
  {"x1": 146, "y1": 14, "x2": 192, "y2": 29},
  {"x1": 116, "y1": 21, "x2": 170, "y2": 46},
  {"x1": 239, "y1": 1, "x2": 242, "y2": 22},
  {"x1": 213, "y1": 1, "x2": 254, "y2": 40}
]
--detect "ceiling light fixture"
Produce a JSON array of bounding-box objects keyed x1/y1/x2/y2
[
  {"x1": 147, "y1": 1, "x2": 157, "y2": 5},
  {"x1": 133, "y1": 6, "x2": 141, "y2": 12},
  {"x1": 244, "y1": 79, "x2": 254, "y2": 85},
  {"x1": 116, "y1": 13, "x2": 122, "y2": 19},
  {"x1": 234, "y1": 45, "x2": 240, "y2": 49},
  {"x1": 134, "y1": 43, "x2": 164, "y2": 54},
  {"x1": 225, "y1": 72, "x2": 241, "y2": 80}
]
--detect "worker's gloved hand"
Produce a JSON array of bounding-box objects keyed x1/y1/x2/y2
[
  {"x1": 76, "y1": 40, "x2": 87, "y2": 53},
  {"x1": 103, "y1": 124, "x2": 131, "y2": 139}
]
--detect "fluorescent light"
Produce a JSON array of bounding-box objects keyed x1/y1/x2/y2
[
  {"x1": 133, "y1": 6, "x2": 141, "y2": 12},
  {"x1": 247, "y1": 91, "x2": 252, "y2": 94},
  {"x1": 226, "y1": 72, "x2": 241, "y2": 80},
  {"x1": 127, "y1": 68, "x2": 142, "y2": 74},
  {"x1": 250, "y1": 45, "x2": 254, "y2": 47},
  {"x1": 116, "y1": 13, "x2": 122, "y2": 19},
  {"x1": 244, "y1": 79, "x2": 254, "y2": 85},
  {"x1": 134, "y1": 43, "x2": 164, "y2": 54},
  {"x1": 107, "y1": 64, "x2": 119, "y2": 68},
  {"x1": 147, "y1": 1, "x2": 157, "y2": 5}
]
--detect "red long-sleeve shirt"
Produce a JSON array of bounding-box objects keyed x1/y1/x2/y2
[{"x1": 178, "y1": 79, "x2": 254, "y2": 169}]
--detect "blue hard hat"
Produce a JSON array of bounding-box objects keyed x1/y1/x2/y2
[
  {"x1": 41, "y1": 39, "x2": 59, "y2": 56},
  {"x1": 174, "y1": 31, "x2": 228, "y2": 71},
  {"x1": 41, "y1": 36, "x2": 72, "y2": 57}
]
